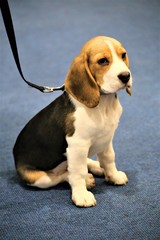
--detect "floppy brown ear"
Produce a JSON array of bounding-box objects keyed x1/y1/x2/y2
[
  {"x1": 65, "y1": 53, "x2": 100, "y2": 108},
  {"x1": 126, "y1": 53, "x2": 130, "y2": 68}
]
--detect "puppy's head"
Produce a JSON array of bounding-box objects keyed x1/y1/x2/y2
[{"x1": 65, "y1": 36, "x2": 132, "y2": 108}]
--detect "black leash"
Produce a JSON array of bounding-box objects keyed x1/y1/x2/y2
[{"x1": 0, "y1": 0, "x2": 64, "y2": 93}]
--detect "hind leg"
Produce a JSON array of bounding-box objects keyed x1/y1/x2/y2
[
  {"x1": 31, "y1": 161, "x2": 68, "y2": 188},
  {"x1": 31, "y1": 171, "x2": 68, "y2": 188},
  {"x1": 17, "y1": 161, "x2": 68, "y2": 189},
  {"x1": 85, "y1": 173, "x2": 95, "y2": 189},
  {"x1": 87, "y1": 158, "x2": 104, "y2": 177}
]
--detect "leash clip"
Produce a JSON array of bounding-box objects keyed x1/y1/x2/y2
[
  {"x1": 43, "y1": 86, "x2": 54, "y2": 93},
  {"x1": 43, "y1": 84, "x2": 65, "y2": 93}
]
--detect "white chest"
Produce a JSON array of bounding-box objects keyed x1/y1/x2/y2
[{"x1": 70, "y1": 95, "x2": 122, "y2": 156}]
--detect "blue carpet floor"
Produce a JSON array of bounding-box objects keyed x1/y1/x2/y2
[{"x1": 0, "y1": 0, "x2": 160, "y2": 239}]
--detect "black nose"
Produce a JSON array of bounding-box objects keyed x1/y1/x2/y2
[{"x1": 118, "y1": 72, "x2": 130, "y2": 84}]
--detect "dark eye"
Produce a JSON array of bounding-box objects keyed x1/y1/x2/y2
[
  {"x1": 98, "y1": 58, "x2": 109, "y2": 66},
  {"x1": 122, "y1": 52, "x2": 126, "y2": 60}
]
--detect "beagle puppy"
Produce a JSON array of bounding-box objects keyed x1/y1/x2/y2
[{"x1": 13, "y1": 36, "x2": 132, "y2": 207}]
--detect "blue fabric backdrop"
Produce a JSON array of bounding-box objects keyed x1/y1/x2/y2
[{"x1": 0, "y1": 0, "x2": 160, "y2": 239}]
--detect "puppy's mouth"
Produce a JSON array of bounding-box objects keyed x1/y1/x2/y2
[
  {"x1": 99, "y1": 88, "x2": 112, "y2": 95},
  {"x1": 99, "y1": 84, "x2": 132, "y2": 96}
]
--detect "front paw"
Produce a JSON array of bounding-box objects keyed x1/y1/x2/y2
[
  {"x1": 72, "y1": 190, "x2": 97, "y2": 207},
  {"x1": 106, "y1": 171, "x2": 128, "y2": 185}
]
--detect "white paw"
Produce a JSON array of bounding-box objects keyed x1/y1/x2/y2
[
  {"x1": 106, "y1": 171, "x2": 128, "y2": 185},
  {"x1": 87, "y1": 159, "x2": 104, "y2": 176},
  {"x1": 86, "y1": 173, "x2": 95, "y2": 190},
  {"x1": 72, "y1": 190, "x2": 97, "y2": 207}
]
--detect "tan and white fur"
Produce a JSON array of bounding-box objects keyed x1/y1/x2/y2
[{"x1": 13, "y1": 36, "x2": 132, "y2": 207}]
